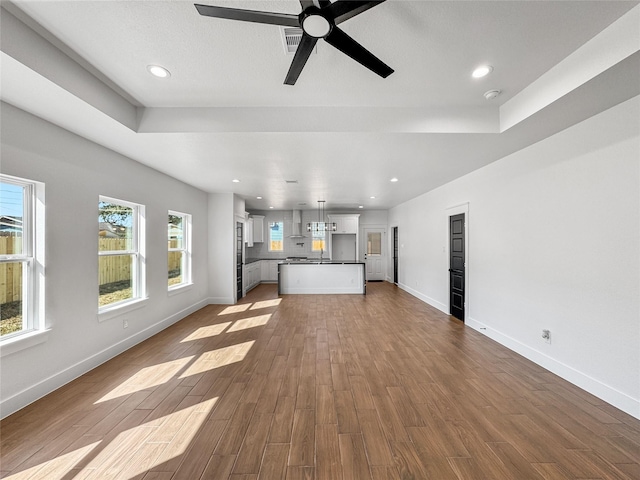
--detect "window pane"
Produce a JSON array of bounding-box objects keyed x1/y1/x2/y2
[
  {"x1": 0, "y1": 262, "x2": 23, "y2": 336},
  {"x1": 312, "y1": 228, "x2": 326, "y2": 251},
  {"x1": 312, "y1": 239, "x2": 326, "y2": 251},
  {"x1": 367, "y1": 232, "x2": 382, "y2": 255},
  {"x1": 269, "y1": 222, "x2": 283, "y2": 251},
  {"x1": 0, "y1": 182, "x2": 24, "y2": 255},
  {"x1": 168, "y1": 215, "x2": 183, "y2": 249},
  {"x1": 168, "y1": 251, "x2": 183, "y2": 286},
  {"x1": 99, "y1": 202, "x2": 133, "y2": 251},
  {"x1": 99, "y1": 254, "x2": 133, "y2": 306}
]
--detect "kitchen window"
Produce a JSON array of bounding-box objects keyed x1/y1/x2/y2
[
  {"x1": 98, "y1": 196, "x2": 145, "y2": 313},
  {"x1": 269, "y1": 221, "x2": 283, "y2": 252},
  {"x1": 168, "y1": 211, "x2": 191, "y2": 290},
  {"x1": 0, "y1": 175, "x2": 45, "y2": 342},
  {"x1": 312, "y1": 227, "x2": 326, "y2": 252}
]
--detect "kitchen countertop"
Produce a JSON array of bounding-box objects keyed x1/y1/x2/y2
[
  {"x1": 246, "y1": 258, "x2": 363, "y2": 265},
  {"x1": 278, "y1": 260, "x2": 364, "y2": 265}
]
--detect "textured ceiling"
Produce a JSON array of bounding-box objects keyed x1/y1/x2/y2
[{"x1": 1, "y1": 0, "x2": 639, "y2": 210}]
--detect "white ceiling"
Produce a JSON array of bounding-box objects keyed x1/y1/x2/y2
[{"x1": 1, "y1": 0, "x2": 639, "y2": 211}]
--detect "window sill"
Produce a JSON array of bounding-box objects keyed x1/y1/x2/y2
[
  {"x1": 168, "y1": 282, "x2": 194, "y2": 296},
  {"x1": 98, "y1": 297, "x2": 148, "y2": 322},
  {"x1": 0, "y1": 329, "x2": 50, "y2": 358}
]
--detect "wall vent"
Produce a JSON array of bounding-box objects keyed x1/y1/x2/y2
[{"x1": 281, "y1": 27, "x2": 317, "y2": 55}]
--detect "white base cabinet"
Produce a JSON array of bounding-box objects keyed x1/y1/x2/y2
[
  {"x1": 244, "y1": 261, "x2": 261, "y2": 292},
  {"x1": 260, "y1": 260, "x2": 279, "y2": 282}
]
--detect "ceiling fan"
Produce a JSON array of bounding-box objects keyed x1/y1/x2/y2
[{"x1": 194, "y1": 0, "x2": 394, "y2": 85}]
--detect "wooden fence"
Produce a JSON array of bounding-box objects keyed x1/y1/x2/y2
[
  {"x1": 0, "y1": 262, "x2": 21, "y2": 305},
  {"x1": 0, "y1": 238, "x2": 182, "y2": 304}
]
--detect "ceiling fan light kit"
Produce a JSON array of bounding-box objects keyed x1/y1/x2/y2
[
  {"x1": 301, "y1": 8, "x2": 332, "y2": 38},
  {"x1": 194, "y1": 0, "x2": 394, "y2": 85}
]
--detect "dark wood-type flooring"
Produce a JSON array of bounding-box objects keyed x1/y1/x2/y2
[{"x1": 1, "y1": 282, "x2": 639, "y2": 479}]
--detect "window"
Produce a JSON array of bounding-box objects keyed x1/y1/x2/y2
[
  {"x1": 168, "y1": 211, "x2": 191, "y2": 289},
  {"x1": 269, "y1": 221, "x2": 283, "y2": 252},
  {"x1": 0, "y1": 175, "x2": 44, "y2": 340},
  {"x1": 312, "y1": 226, "x2": 327, "y2": 252},
  {"x1": 98, "y1": 197, "x2": 145, "y2": 311},
  {"x1": 367, "y1": 231, "x2": 382, "y2": 255}
]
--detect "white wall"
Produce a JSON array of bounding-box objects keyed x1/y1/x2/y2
[
  {"x1": 389, "y1": 96, "x2": 640, "y2": 419},
  {"x1": 0, "y1": 103, "x2": 210, "y2": 418},
  {"x1": 207, "y1": 192, "x2": 237, "y2": 304}
]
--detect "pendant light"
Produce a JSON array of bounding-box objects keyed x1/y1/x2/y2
[{"x1": 306, "y1": 200, "x2": 337, "y2": 233}]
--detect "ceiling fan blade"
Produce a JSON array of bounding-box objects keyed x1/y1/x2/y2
[
  {"x1": 324, "y1": 26, "x2": 393, "y2": 78},
  {"x1": 299, "y1": 0, "x2": 315, "y2": 9},
  {"x1": 327, "y1": 0, "x2": 386, "y2": 24},
  {"x1": 284, "y1": 33, "x2": 318, "y2": 85},
  {"x1": 195, "y1": 4, "x2": 299, "y2": 27}
]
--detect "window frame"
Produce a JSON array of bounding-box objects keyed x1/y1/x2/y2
[
  {"x1": 0, "y1": 174, "x2": 44, "y2": 345},
  {"x1": 168, "y1": 210, "x2": 192, "y2": 291},
  {"x1": 268, "y1": 221, "x2": 284, "y2": 252},
  {"x1": 98, "y1": 196, "x2": 146, "y2": 316}
]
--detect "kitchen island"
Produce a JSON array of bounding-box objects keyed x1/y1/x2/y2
[{"x1": 278, "y1": 260, "x2": 366, "y2": 295}]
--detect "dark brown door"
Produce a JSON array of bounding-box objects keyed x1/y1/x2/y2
[
  {"x1": 449, "y1": 214, "x2": 465, "y2": 321},
  {"x1": 236, "y1": 221, "x2": 243, "y2": 301},
  {"x1": 393, "y1": 227, "x2": 398, "y2": 284}
]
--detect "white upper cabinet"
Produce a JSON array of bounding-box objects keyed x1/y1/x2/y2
[
  {"x1": 245, "y1": 215, "x2": 254, "y2": 247},
  {"x1": 329, "y1": 214, "x2": 359, "y2": 234},
  {"x1": 252, "y1": 215, "x2": 265, "y2": 243}
]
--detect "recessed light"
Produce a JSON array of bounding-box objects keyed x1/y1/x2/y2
[
  {"x1": 472, "y1": 65, "x2": 493, "y2": 78},
  {"x1": 232, "y1": 179, "x2": 240, "y2": 183},
  {"x1": 269, "y1": 206, "x2": 274, "y2": 209},
  {"x1": 390, "y1": 177, "x2": 398, "y2": 182},
  {"x1": 358, "y1": 205, "x2": 364, "y2": 209},
  {"x1": 370, "y1": 196, "x2": 376, "y2": 199},
  {"x1": 256, "y1": 196, "x2": 263, "y2": 200},
  {"x1": 147, "y1": 65, "x2": 171, "y2": 78}
]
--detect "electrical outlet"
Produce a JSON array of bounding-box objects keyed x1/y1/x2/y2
[
  {"x1": 123, "y1": 319, "x2": 128, "y2": 329},
  {"x1": 542, "y1": 329, "x2": 550, "y2": 343}
]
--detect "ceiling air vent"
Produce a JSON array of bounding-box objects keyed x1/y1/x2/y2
[
  {"x1": 281, "y1": 27, "x2": 317, "y2": 55},
  {"x1": 285, "y1": 180, "x2": 298, "y2": 184}
]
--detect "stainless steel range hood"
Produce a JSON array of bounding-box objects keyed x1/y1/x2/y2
[{"x1": 288, "y1": 210, "x2": 307, "y2": 238}]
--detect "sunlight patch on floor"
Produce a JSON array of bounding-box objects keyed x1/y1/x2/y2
[
  {"x1": 180, "y1": 322, "x2": 232, "y2": 342},
  {"x1": 95, "y1": 356, "x2": 194, "y2": 403},
  {"x1": 226, "y1": 314, "x2": 271, "y2": 333},
  {"x1": 250, "y1": 298, "x2": 281, "y2": 310},
  {"x1": 27, "y1": 398, "x2": 220, "y2": 479},
  {"x1": 115, "y1": 397, "x2": 218, "y2": 478},
  {"x1": 179, "y1": 341, "x2": 255, "y2": 378},
  {"x1": 218, "y1": 304, "x2": 251, "y2": 315},
  {"x1": 5, "y1": 441, "x2": 100, "y2": 479}
]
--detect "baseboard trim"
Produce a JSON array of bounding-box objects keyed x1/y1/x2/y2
[
  {"x1": 207, "y1": 296, "x2": 235, "y2": 305},
  {"x1": 467, "y1": 317, "x2": 640, "y2": 420},
  {"x1": 397, "y1": 283, "x2": 449, "y2": 314},
  {"x1": 0, "y1": 298, "x2": 209, "y2": 419}
]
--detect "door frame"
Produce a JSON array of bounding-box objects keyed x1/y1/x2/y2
[{"x1": 445, "y1": 203, "x2": 469, "y2": 322}]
